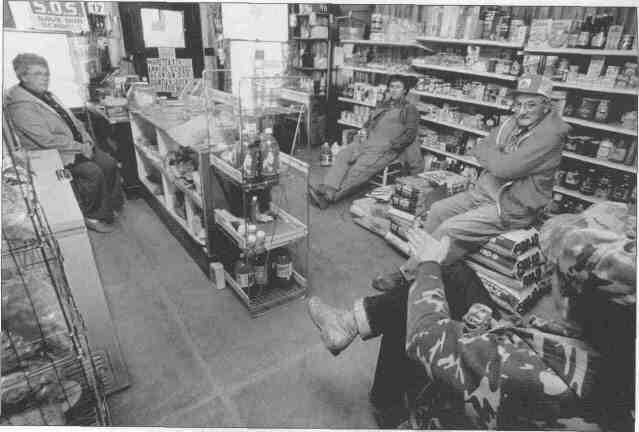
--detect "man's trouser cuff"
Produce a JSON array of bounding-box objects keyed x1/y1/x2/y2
[{"x1": 353, "y1": 298, "x2": 375, "y2": 340}]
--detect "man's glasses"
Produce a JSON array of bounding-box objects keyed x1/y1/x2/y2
[
  {"x1": 25, "y1": 71, "x2": 50, "y2": 77},
  {"x1": 512, "y1": 101, "x2": 541, "y2": 112}
]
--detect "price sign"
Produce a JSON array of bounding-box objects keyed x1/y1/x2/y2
[
  {"x1": 86, "y1": 2, "x2": 106, "y2": 15},
  {"x1": 28, "y1": 1, "x2": 89, "y2": 32}
]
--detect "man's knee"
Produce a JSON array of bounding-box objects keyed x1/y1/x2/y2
[{"x1": 92, "y1": 149, "x2": 118, "y2": 177}]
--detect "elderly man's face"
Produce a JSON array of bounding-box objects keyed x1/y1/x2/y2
[
  {"x1": 21, "y1": 65, "x2": 50, "y2": 95},
  {"x1": 512, "y1": 94, "x2": 549, "y2": 128}
]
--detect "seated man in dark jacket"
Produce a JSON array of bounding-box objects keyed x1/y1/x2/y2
[
  {"x1": 5, "y1": 53, "x2": 123, "y2": 233},
  {"x1": 308, "y1": 204, "x2": 636, "y2": 429},
  {"x1": 309, "y1": 75, "x2": 423, "y2": 209}
]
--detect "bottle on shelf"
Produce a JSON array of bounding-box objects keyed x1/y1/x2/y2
[
  {"x1": 254, "y1": 253, "x2": 269, "y2": 291},
  {"x1": 594, "y1": 171, "x2": 612, "y2": 200},
  {"x1": 320, "y1": 142, "x2": 332, "y2": 166},
  {"x1": 331, "y1": 141, "x2": 341, "y2": 158},
  {"x1": 564, "y1": 161, "x2": 583, "y2": 190},
  {"x1": 579, "y1": 167, "x2": 597, "y2": 196},
  {"x1": 259, "y1": 127, "x2": 280, "y2": 180},
  {"x1": 272, "y1": 247, "x2": 293, "y2": 289},
  {"x1": 235, "y1": 253, "x2": 255, "y2": 292}
]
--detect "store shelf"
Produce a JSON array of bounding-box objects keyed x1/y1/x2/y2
[
  {"x1": 562, "y1": 117, "x2": 638, "y2": 137},
  {"x1": 214, "y1": 205, "x2": 307, "y2": 252},
  {"x1": 340, "y1": 39, "x2": 430, "y2": 49},
  {"x1": 553, "y1": 82, "x2": 639, "y2": 96},
  {"x1": 411, "y1": 89, "x2": 512, "y2": 110},
  {"x1": 561, "y1": 151, "x2": 637, "y2": 173},
  {"x1": 416, "y1": 36, "x2": 524, "y2": 49},
  {"x1": 293, "y1": 37, "x2": 329, "y2": 41},
  {"x1": 421, "y1": 144, "x2": 481, "y2": 167},
  {"x1": 224, "y1": 269, "x2": 307, "y2": 317},
  {"x1": 524, "y1": 46, "x2": 639, "y2": 57},
  {"x1": 341, "y1": 64, "x2": 424, "y2": 78},
  {"x1": 411, "y1": 61, "x2": 519, "y2": 82},
  {"x1": 337, "y1": 119, "x2": 365, "y2": 129},
  {"x1": 338, "y1": 96, "x2": 377, "y2": 108},
  {"x1": 209, "y1": 153, "x2": 281, "y2": 191},
  {"x1": 419, "y1": 115, "x2": 490, "y2": 136},
  {"x1": 553, "y1": 185, "x2": 604, "y2": 204}
]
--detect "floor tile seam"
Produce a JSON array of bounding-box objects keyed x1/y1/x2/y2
[
  {"x1": 150, "y1": 274, "x2": 226, "y2": 394},
  {"x1": 219, "y1": 343, "x2": 327, "y2": 397}
]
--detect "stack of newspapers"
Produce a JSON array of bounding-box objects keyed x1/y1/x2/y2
[{"x1": 466, "y1": 229, "x2": 552, "y2": 314}]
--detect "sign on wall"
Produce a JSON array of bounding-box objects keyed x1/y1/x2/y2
[
  {"x1": 147, "y1": 57, "x2": 193, "y2": 96},
  {"x1": 27, "y1": 1, "x2": 89, "y2": 32}
]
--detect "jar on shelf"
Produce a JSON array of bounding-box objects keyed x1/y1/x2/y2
[
  {"x1": 594, "y1": 174, "x2": 612, "y2": 200},
  {"x1": 564, "y1": 163, "x2": 583, "y2": 190},
  {"x1": 582, "y1": 138, "x2": 600, "y2": 158},
  {"x1": 608, "y1": 138, "x2": 629, "y2": 164},
  {"x1": 594, "y1": 99, "x2": 610, "y2": 123},
  {"x1": 597, "y1": 138, "x2": 614, "y2": 160},
  {"x1": 579, "y1": 168, "x2": 597, "y2": 196}
]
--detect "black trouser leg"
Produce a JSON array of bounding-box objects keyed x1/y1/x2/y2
[{"x1": 365, "y1": 261, "x2": 498, "y2": 409}]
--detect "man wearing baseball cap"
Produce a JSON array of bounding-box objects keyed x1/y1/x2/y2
[{"x1": 373, "y1": 73, "x2": 572, "y2": 290}]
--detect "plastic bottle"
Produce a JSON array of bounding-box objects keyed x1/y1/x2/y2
[
  {"x1": 234, "y1": 254, "x2": 255, "y2": 292},
  {"x1": 272, "y1": 248, "x2": 293, "y2": 289},
  {"x1": 331, "y1": 141, "x2": 341, "y2": 158},
  {"x1": 260, "y1": 128, "x2": 280, "y2": 180},
  {"x1": 320, "y1": 142, "x2": 332, "y2": 166}
]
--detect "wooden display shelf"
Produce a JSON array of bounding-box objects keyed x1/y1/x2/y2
[
  {"x1": 411, "y1": 61, "x2": 519, "y2": 81},
  {"x1": 337, "y1": 119, "x2": 365, "y2": 129},
  {"x1": 214, "y1": 205, "x2": 308, "y2": 252},
  {"x1": 524, "y1": 46, "x2": 638, "y2": 57},
  {"x1": 416, "y1": 36, "x2": 524, "y2": 49},
  {"x1": 341, "y1": 64, "x2": 424, "y2": 78},
  {"x1": 224, "y1": 269, "x2": 307, "y2": 317},
  {"x1": 338, "y1": 96, "x2": 377, "y2": 108},
  {"x1": 411, "y1": 89, "x2": 512, "y2": 110},
  {"x1": 553, "y1": 82, "x2": 639, "y2": 96},
  {"x1": 562, "y1": 151, "x2": 637, "y2": 174},
  {"x1": 419, "y1": 115, "x2": 490, "y2": 136},
  {"x1": 562, "y1": 117, "x2": 638, "y2": 137},
  {"x1": 340, "y1": 39, "x2": 429, "y2": 49},
  {"x1": 133, "y1": 141, "x2": 203, "y2": 207},
  {"x1": 553, "y1": 185, "x2": 604, "y2": 204},
  {"x1": 421, "y1": 144, "x2": 481, "y2": 167}
]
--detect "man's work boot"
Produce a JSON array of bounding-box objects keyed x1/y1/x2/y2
[
  {"x1": 372, "y1": 269, "x2": 409, "y2": 293},
  {"x1": 307, "y1": 297, "x2": 358, "y2": 356}
]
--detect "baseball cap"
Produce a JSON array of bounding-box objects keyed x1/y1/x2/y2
[{"x1": 513, "y1": 74, "x2": 554, "y2": 99}]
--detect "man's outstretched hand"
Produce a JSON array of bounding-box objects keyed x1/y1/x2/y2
[{"x1": 406, "y1": 228, "x2": 450, "y2": 265}]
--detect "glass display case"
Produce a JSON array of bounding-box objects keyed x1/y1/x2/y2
[
  {"x1": 204, "y1": 71, "x2": 311, "y2": 316},
  {"x1": 1, "y1": 116, "x2": 111, "y2": 426}
]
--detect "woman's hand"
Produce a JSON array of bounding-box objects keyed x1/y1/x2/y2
[{"x1": 407, "y1": 228, "x2": 450, "y2": 264}]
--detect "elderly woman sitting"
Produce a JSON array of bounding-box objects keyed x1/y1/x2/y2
[
  {"x1": 309, "y1": 75, "x2": 424, "y2": 209},
  {"x1": 5, "y1": 53, "x2": 123, "y2": 233}
]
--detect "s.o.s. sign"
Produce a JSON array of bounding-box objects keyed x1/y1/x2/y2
[{"x1": 28, "y1": 1, "x2": 89, "y2": 32}]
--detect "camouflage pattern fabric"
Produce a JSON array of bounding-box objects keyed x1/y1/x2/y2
[
  {"x1": 404, "y1": 201, "x2": 636, "y2": 429},
  {"x1": 405, "y1": 263, "x2": 602, "y2": 429}
]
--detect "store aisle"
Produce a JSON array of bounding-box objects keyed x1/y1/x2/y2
[{"x1": 88, "y1": 181, "x2": 404, "y2": 427}]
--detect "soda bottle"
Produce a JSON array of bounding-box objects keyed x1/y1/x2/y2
[
  {"x1": 234, "y1": 254, "x2": 255, "y2": 292},
  {"x1": 260, "y1": 127, "x2": 280, "y2": 180},
  {"x1": 254, "y1": 253, "x2": 269, "y2": 290}
]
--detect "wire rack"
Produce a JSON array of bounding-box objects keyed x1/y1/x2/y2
[{"x1": 1, "y1": 114, "x2": 111, "y2": 425}]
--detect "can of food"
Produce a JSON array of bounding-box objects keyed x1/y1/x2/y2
[{"x1": 621, "y1": 34, "x2": 635, "y2": 50}]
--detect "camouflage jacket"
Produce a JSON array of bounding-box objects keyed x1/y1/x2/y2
[{"x1": 405, "y1": 262, "x2": 601, "y2": 430}]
